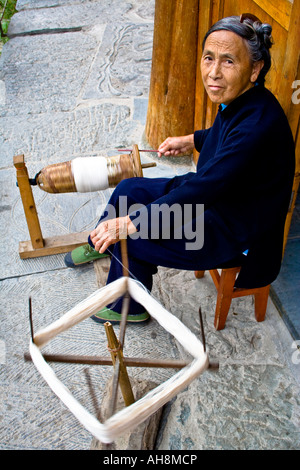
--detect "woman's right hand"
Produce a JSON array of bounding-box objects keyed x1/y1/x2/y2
[{"x1": 157, "y1": 134, "x2": 195, "y2": 158}]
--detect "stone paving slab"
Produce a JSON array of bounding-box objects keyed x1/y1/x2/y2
[
  {"x1": 157, "y1": 361, "x2": 300, "y2": 450},
  {"x1": 0, "y1": 31, "x2": 101, "y2": 117},
  {"x1": 11, "y1": 0, "x2": 154, "y2": 35},
  {"x1": 153, "y1": 268, "x2": 300, "y2": 450}
]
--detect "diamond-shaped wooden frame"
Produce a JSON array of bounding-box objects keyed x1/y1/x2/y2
[{"x1": 29, "y1": 277, "x2": 208, "y2": 444}]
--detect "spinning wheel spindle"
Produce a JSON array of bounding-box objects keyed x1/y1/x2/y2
[{"x1": 35, "y1": 145, "x2": 155, "y2": 194}]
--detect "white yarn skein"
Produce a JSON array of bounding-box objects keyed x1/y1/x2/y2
[{"x1": 72, "y1": 157, "x2": 109, "y2": 193}]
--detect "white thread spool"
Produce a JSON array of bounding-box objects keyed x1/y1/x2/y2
[
  {"x1": 35, "y1": 146, "x2": 154, "y2": 194},
  {"x1": 72, "y1": 157, "x2": 108, "y2": 192}
]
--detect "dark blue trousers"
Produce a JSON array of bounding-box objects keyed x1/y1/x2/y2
[{"x1": 89, "y1": 177, "x2": 244, "y2": 314}]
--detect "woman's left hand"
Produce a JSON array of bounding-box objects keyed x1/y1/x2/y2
[{"x1": 90, "y1": 216, "x2": 137, "y2": 253}]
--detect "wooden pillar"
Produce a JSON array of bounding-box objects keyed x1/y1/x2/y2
[
  {"x1": 145, "y1": 0, "x2": 199, "y2": 150},
  {"x1": 281, "y1": 0, "x2": 300, "y2": 251}
]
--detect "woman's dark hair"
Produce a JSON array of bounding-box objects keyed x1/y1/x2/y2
[{"x1": 202, "y1": 15, "x2": 273, "y2": 85}]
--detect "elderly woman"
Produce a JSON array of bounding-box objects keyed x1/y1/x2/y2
[{"x1": 65, "y1": 15, "x2": 295, "y2": 324}]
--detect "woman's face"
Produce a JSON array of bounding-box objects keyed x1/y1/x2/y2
[{"x1": 201, "y1": 30, "x2": 263, "y2": 106}]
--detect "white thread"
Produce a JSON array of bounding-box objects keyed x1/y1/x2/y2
[
  {"x1": 30, "y1": 277, "x2": 208, "y2": 443},
  {"x1": 106, "y1": 247, "x2": 140, "y2": 285},
  {"x1": 33, "y1": 277, "x2": 128, "y2": 348},
  {"x1": 72, "y1": 157, "x2": 109, "y2": 193}
]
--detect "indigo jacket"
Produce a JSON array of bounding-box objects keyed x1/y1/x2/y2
[{"x1": 133, "y1": 86, "x2": 295, "y2": 288}]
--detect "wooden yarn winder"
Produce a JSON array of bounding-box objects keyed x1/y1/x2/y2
[{"x1": 13, "y1": 145, "x2": 156, "y2": 260}]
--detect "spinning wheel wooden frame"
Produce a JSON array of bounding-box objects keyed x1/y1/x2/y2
[{"x1": 13, "y1": 145, "x2": 153, "y2": 260}]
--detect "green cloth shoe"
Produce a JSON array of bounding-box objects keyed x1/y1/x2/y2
[
  {"x1": 91, "y1": 308, "x2": 150, "y2": 324},
  {"x1": 64, "y1": 244, "x2": 109, "y2": 267}
]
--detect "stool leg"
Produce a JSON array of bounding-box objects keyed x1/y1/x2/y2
[
  {"x1": 195, "y1": 270, "x2": 205, "y2": 279},
  {"x1": 214, "y1": 268, "x2": 237, "y2": 330},
  {"x1": 254, "y1": 285, "x2": 270, "y2": 322}
]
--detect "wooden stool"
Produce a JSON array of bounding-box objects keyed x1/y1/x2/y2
[{"x1": 195, "y1": 267, "x2": 270, "y2": 330}]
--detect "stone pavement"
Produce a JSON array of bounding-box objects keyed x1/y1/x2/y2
[{"x1": 0, "y1": 0, "x2": 299, "y2": 450}]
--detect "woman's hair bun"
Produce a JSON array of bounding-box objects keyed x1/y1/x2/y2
[{"x1": 253, "y1": 22, "x2": 273, "y2": 49}]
